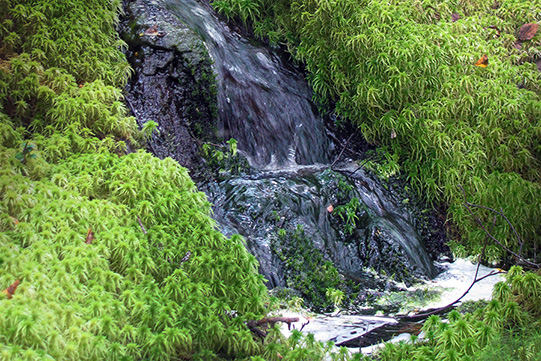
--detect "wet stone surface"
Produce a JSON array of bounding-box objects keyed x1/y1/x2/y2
[
  {"x1": 121, "y1": 0, "x2": 449, "y2": 313},
  {"x1": 120, "y1": 0, "x2": 218, "y2": 170}
]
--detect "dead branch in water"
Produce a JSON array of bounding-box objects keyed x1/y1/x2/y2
[
  {"x1": 247, "y1": 317, "x2": 299, "y2": 339},
  {"x1": 406, "y1": 185, "x2": 539, "y2": 321}
]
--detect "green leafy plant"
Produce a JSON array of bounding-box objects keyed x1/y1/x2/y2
[
  {"x1": 141, "y1": 120, "x2": 159, "y2": 140},
  {"x1": 326, "y1": 288, "x2": 344, "y2": 312},
  {"x1": 14, "y1": 142, "x2": 37, "y2": 164},
  {"x1": 272, "y1": 226, "x2": 343, "y2": 312},
  {"x1": 333, "y1": 197, "x2": 367, "y2": 236}
]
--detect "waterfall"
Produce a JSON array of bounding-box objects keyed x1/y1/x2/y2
[
  {"x1": 164, "y1": 0, "x2": 330, "y2": 169},
  {"x1": 134, "y1": 0, "x2": 438, "y2": 288}
]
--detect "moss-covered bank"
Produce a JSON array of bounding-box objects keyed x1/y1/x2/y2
[{"x1": 0, "y1": 1, "x2": 267, "y2": 359}]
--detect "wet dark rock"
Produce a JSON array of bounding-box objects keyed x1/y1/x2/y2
[
  {"x1": 120, "y1": 0, "x2": 218, "y2": 170},
  {"x1": 120, "y1": 0, "x2": 450, "y2": 308},
  {"x1": 207, "y1": 169, "x2": 437, "y2": 292},
  {"x1": 163, "y1": 0, "x2": 330, "y2": 169}
]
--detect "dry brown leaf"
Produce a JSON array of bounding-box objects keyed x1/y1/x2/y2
[
  {"x1": 2, "y1": 280, "x2": 20, "y2": 299},
  {"x1": 327, "y1": 204, "x2": 334, "y2": 213},
  {"x1": 85, "y1": 228, "x2": 94, "y2": 244},
  {"x1": 144, "y1": 25, "x2": 159, "y2": 36},
  {"x1": 518, "y1": 23, "x2": 539, "y2": 41},
  {"x1": 491, "y1": 0, "x2": 500, "y2": 9},
  {"x1": 142, "y1": 25, "x2": 165, "y2": 37},
  {"x1": 390, "y1": 129, "x2": 397, "y2": 139},
  {"x1": 474, "y1": 54, "x2": 489, "y2": 68}
]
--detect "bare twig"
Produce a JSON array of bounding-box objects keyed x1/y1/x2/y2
[
  {"x1": 299, "y1": 319, "x2": 310, "y2": 331},
  {"x1": 124, "y1": 96, "x2": 137, "y2": 118},
  {"x1": 331, "y1": 130, "x2": 357, "y2": 170},
  {"x1": 250, "y1": 316, "x2": 299, "y2": 329},
  {"x1": 405, "y1": 270, "x2": 505, "y2": 320},
  {"x1": 457, "y1": 185, "x2": 538, "y2": 268},
  {"x1": 137, "y1": 216, "x2": 147, "y2": 235},
  {"x1": 180, "y1": 251, "x2": 191, "y2": 265},
  {"x1": 406, "y1": 183, "x2": 541, "y2": 321},
  {"x1": 461, "y1": 196, "x2": 523, "y2": 255},
  {"x1": 246, "y1": 317, "x2": 300, "y2": 339},
  {"x1": 340, "y1": 152, "x2": 379, "y2": 177},
  {"x1": 406, "y1": 216, "x2": 500, "y2": 321}
]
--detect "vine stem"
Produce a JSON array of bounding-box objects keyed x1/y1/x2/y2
[
  {"x1": 330, "y1": 130, "x2": 357, "y2": 170},
  {"x1": 457, "y1": 185, "x2": 538, "y2": 268}
]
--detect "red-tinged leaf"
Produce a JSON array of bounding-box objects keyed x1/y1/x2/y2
[
  {"x1": 85, "y1": 228, "x2": 94, "y2": 244},
  {"x1": 491, "y1": 0, "x2": 500, "y2": 9},
  {"x1": 327, "y1": 204, "x2": 334, "y2": 213},
  {"x1": 514, "y1": 41, "x2": 523, "y2": 49},
  {"x1": 518, "y1": 23, "x2": 539, "y2": 41},
  {"x1": 451, "y1": 13, "x2": 460, "y2": 22},
  {"x1": 474, "y1": 54, "x2": 488, "y2": 68},
  {"x1": 2, "y1": 280, "x2": 20, "y2": 299},
  {"x1": 9, "y1": 216, "x2": 19, "y2": 225}
]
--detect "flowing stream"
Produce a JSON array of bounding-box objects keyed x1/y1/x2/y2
[
  {"x1": 163, "y1": 0, "x2": 437, "y2": 288},
  {"x1": 165, "y1": 0, "x2": 330, "y2": 169}
]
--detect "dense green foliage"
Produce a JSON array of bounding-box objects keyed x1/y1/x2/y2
[
  {"x1": 212, "y1": 0, "x2": 541, "y2": 262},
  {"x1": 2, "y1": 1, "x2": 540, "y2": 360},
  {"x1": 0, "y1": 0, "x2": 268, "y2": 359}
]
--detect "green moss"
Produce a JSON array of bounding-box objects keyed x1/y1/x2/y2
[
  {"x1": 271, "y1": 226, "x2": 347, "y2": 312},
  {"x1": 0, "y1": 1, "x2": 267, "y2": 359}
]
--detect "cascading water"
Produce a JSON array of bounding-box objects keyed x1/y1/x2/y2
[
  {"x1": 164, "y1": 0, "x2": 330, "y2": 169},
  {"x1": 137, "y1": 0, "x2": 438, "y2": 289}
]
